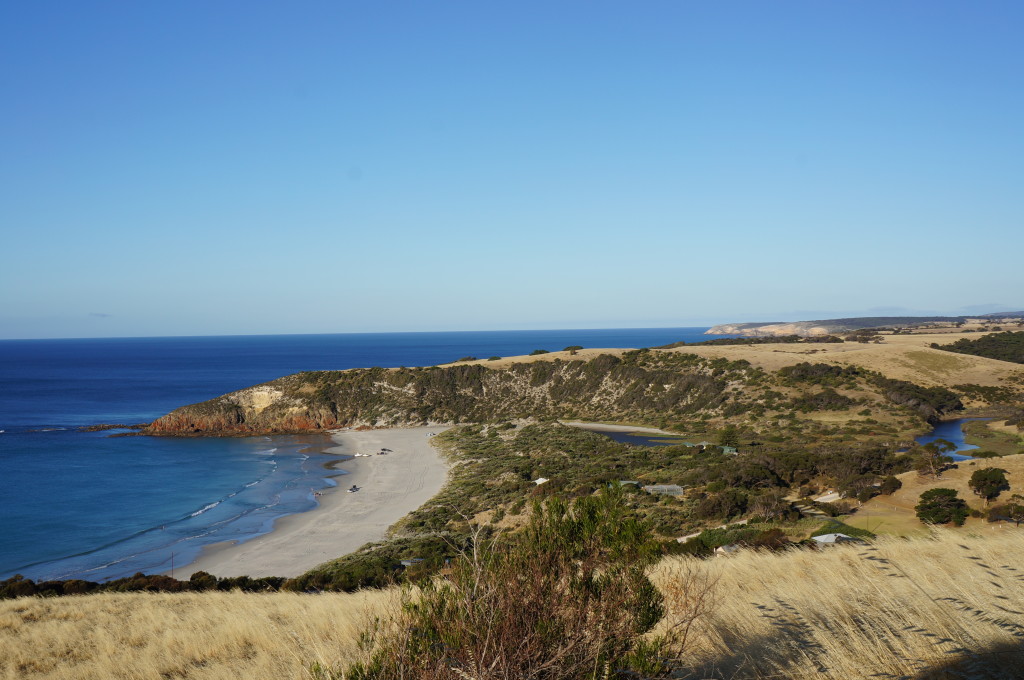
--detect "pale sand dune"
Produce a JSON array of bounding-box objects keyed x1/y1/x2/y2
[{"x1": 178, "y1": 426, "x2": 449, "y2": 579}]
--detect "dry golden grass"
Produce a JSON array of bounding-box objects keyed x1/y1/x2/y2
[
  {"x1": 654, "y1": 529, "x2": 1024, "y2": 679},
  {"x1": 5, "y1": 531, "x2": 1024, "y2": 679},
  {"x1": 667, "y1": 332, "x2": 1024, "y2": 389},
  {"x1": 0, "y1": 589, "x2": 395, "y2": 680}
]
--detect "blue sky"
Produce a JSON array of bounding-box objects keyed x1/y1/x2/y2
[{"x1": 2, "y1": 1, "x2": 1022, "y2": 339}]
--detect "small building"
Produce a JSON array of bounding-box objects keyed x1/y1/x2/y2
[
  {"x1": 618, "y1": 480, "x2": 642, "y2": 487},
  {"x1": 400, "y1": 558, "x2": 425, "y2": 567},
  {"x1": 721, "y1": 446, "x2": 738, "y2": 455},
  {"x1": 643, "y1": 484, "x2": 686, "y2": 497},
  {"x1": 715, "y1": 544, "x2": 742, "y2": 556},
  {"x1": 533, "y1": 477, "x2": 550, "y2": 485},
  {"x1": 811, "y1": 533, "x2": 862, "y2": 546}
]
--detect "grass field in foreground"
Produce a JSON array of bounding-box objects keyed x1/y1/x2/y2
[
  {"x1": 4, "y1": 530, "x2": 1024, "y2": 679},
  {"x1": 655, "y1": 529, "x2": 1024, "y2": 679}
]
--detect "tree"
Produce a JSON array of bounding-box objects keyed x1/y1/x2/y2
[
  {"x1": 563, "y1": 345, "x2": 583, "y2": 355},
  {"x1": 879, "y1": 475, "x2": 903, "y2": 495},
  {"x1": 717, "y1": 424, "x2": 740, "y2": 448},
  {"x1": 529, "y1": 349, "x2": 550, "y2": 356},
  {"x1": 914, "y1": 439, "x2": 956, "y2": 479},
  {"x1": 748, "y1": 489, "x2": 789, "y2": 521},
  {"x1": 915, "y1": 488, "x2": 969, "y2": 526},
  {"x1": 968, "y1": 467, "x2": 1010, "y2": 505}
]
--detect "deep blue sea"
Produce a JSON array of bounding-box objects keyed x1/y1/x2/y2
[{"x1": 0, "y1": 327, "x2": 723, "y2": 581}]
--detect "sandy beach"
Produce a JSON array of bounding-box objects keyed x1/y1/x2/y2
[{"x1": 177, "y1": 426, "x2": 450, "y2": 579}]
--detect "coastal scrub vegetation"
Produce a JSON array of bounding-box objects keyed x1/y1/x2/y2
[
  {"x1": 292, "y1": 420, "x2": 918, "y2": 593},
  {"x1": 333, "y1": 488, "x2": 680, "y2": 680},
  {"x1": 148, "y1": 350, "x2": 763, "y2": 433},
  {"x1": 933, "y1": 330, "x2": 1024, "y2": 364},
  {"x1": 653, "y1": 334, "x2": 844, "y2": 349}
]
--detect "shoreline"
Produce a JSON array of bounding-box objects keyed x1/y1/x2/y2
[{"x1": 174, "y1": 425, "x2": 450, "y2": 579}]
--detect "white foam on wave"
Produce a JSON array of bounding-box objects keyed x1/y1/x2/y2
[{"x1": 189, "y1": 501, "x2": 220, "y2": 518}]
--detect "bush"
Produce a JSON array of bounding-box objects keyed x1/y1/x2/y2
[
  {"x1": 879, "y1": 475, "x2": 903, "y2": 495},
  {"x1": 340, "y1": 488, "x2": 682, "y2": 679},
  {"x1": 529, "y1": 349, "x2": 550, "y2": 356}
]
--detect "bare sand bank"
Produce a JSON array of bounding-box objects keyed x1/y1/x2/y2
[
  {"x1": 561, "y1": 421, "x2": 674, "y2": 435},
  {"x1": 177, "y1": 426, "x2": 449, "y2": 579}
]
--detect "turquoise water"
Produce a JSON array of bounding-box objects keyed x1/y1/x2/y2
[{"x1": 0, "y1": 327, "x2": 726, "y2": 581}]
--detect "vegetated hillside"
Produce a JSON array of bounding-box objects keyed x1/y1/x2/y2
[
  {"x1": 934, "y1": 330, "x2": 1024, "y2": 364},
  {"x1": 146, "y1": 347, "x2": 970, "y2": 435},
  {"x1": 4, "y1": 531, "x2": 1023, "y2": 679},
  {"x1": 666, "y1": 332, "x2": 1024, "y2": 391},
  {"x1": 146, "y1": 351, "x2": 762, "y2": 434}
]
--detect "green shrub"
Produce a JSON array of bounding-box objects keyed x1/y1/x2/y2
[{"x1": 340, "y1": 488, "x2": 677, "y2": 679}]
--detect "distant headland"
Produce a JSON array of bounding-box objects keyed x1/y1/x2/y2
[{"x1": 707, "y1": 311, "x2": 1024, "y2": 337}]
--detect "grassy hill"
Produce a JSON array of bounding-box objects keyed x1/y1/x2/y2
[
  {"x1": 842, "y1": 453, "x2": 1024, "y2": 536},
  {"x1": 4, "y1": 530, "x2": 1023, "y2": 679}
]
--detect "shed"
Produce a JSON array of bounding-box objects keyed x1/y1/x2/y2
[
  {"x1": 715, "y1": 544, "x2": 742, "y2": 556},
  {"x1": 811, "y1": 533, "x2": 862, "y2": 546},
  {"x1": 721, "y1": 446, "x2": 738, "y2": 455},
  {"x1": 400, "y1": 558, "x2": 425, "y2": 567},
  {"x1": 533, "y1": 477, "x2": 550, "y2": 485}
]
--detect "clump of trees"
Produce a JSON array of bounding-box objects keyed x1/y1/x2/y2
[
  {"x1": 987, "y1": 495, "x2": 1024, "y2": 526},
  {"x1": 968, "y1": 467, "x2": 1010, "y2": 506}
]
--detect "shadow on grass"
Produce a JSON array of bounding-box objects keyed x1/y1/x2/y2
[{"x1": 676, "y1": 638, "x2": 1024, "y2": 679}]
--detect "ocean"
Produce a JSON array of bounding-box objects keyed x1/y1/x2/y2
[{"x1": 0, "y1": 327, "x2": 724, "y2": 582}]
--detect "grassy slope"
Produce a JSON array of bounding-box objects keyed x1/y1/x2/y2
[
  {"x1": 5, "y1": 531, "x2": 1023, "y2": 679},
  {"x1": 668, "y1": 331, "x2": 1024, "y2": 390},
  {"x1": 842, "y1": 453, "x2": 1024, "y2": 536},
  {"x1": 655, "y1": 529, "x2": 1024, "y2": 679},
  {"x1": 0, "y1": 589, "x2": 393, "y2": 680}
]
